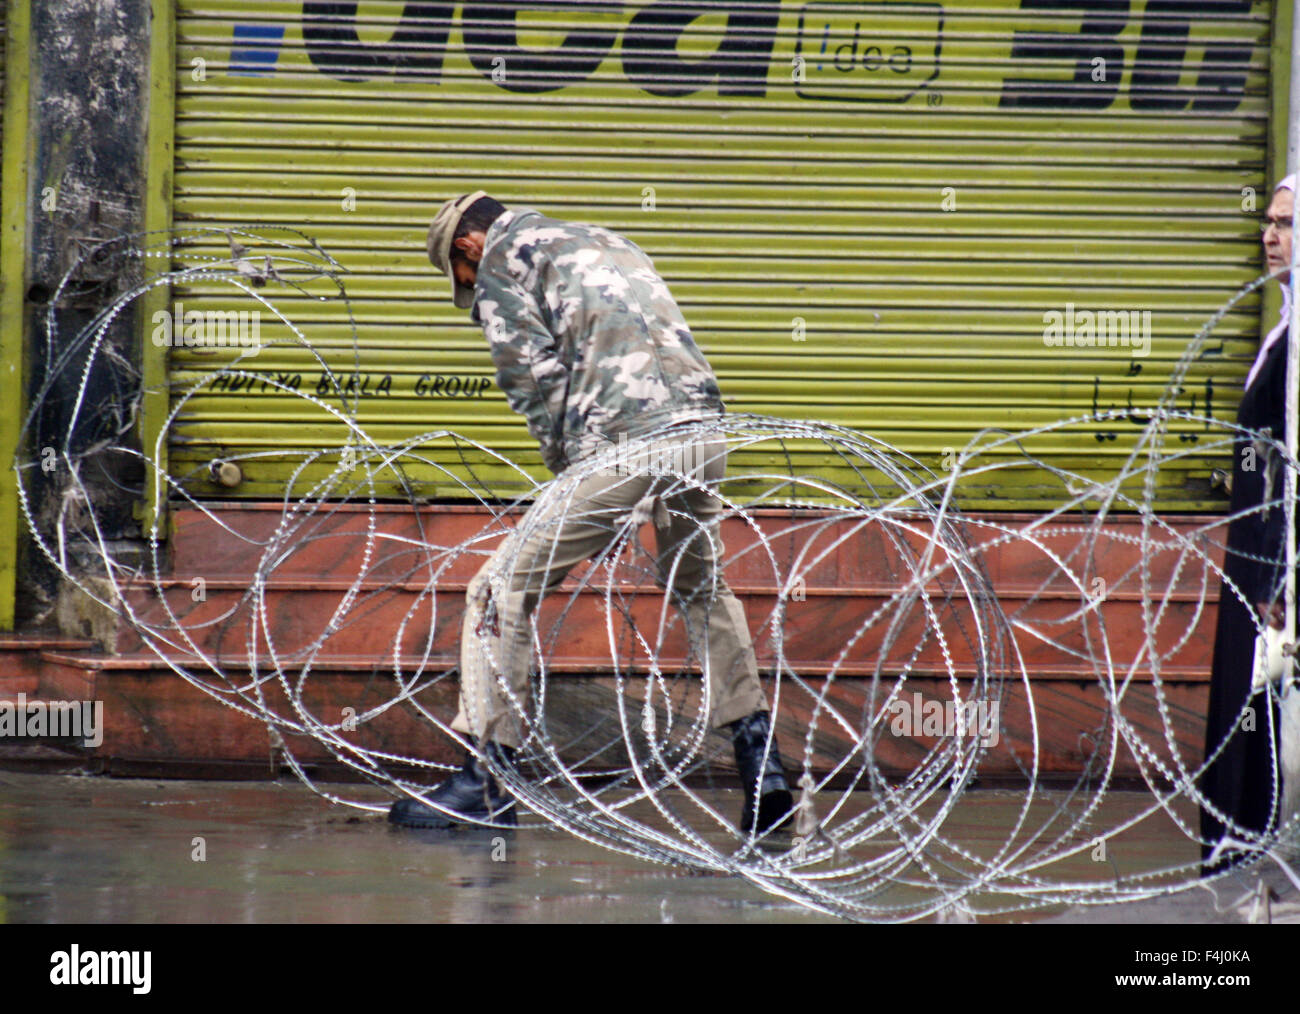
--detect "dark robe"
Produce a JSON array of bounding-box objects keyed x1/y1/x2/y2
[{"x1": 1199, "y1": 328, "x2": 1289, "y2": 873}]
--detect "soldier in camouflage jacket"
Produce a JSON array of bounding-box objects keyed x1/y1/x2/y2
[
  {"x1": 391, "y1": 192, "x2": 793, "y2": 838},
  {"x1": 469, "y1": 205, "x2": 725, "y2": 472}
]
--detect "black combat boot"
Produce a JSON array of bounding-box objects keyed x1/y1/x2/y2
[
  {"x1": 388, "y1": 739, "x2": 517, "y2": 829},
  {"x1": 729, "y1": 710, "x2": 793, "y2": 836}
]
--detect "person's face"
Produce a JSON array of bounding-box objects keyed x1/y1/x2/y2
[
  {"x1": 451, "y1": 231, "x2": 487, "y2": 290},
  {"x1": 452, "y1": 256, "x2": 476, "y2": 289},
  {"x1": 1264, "y1": 187, "x2": 1294, "y2": 284}
]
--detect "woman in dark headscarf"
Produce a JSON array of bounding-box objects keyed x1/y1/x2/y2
[{"x1": 1199, "y1": 173, "x2": 1296, "y2": 873}]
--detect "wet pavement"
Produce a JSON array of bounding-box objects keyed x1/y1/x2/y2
[{"x1": 0, "y1": 771, "x2": 1295, "y2": 923}]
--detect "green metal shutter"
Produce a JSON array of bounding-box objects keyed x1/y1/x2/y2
[{"x1": 168, "y1": 0, "x2": 1277, "y2": 508}]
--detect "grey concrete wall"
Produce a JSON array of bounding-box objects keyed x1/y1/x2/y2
[{"x1": 17, "y1": 0, "x2": 153, "y2": 628}]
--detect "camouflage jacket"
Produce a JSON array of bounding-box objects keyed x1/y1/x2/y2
[{"x1": 470, "y1": 208, "x2": 724, "y2": 474}]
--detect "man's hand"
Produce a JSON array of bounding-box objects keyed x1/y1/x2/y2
[{"x1": 1257, "y1": 600, "x2": 1287, "y2": 631}]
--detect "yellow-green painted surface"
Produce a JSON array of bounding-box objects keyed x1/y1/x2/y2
[
  {"x1": 138, "y1": 0, "x2": 176, "y2": 535},
  {"x1": 167, "y1": 1, "x2": 1280, "y2": 508},
  {"x1": 1, "y1": 0, "x2": 26, "y2": 630}
]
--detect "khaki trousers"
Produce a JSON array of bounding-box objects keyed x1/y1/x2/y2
[{"x1": 451, "y1": 435, "x2": 768, "y2": 749}]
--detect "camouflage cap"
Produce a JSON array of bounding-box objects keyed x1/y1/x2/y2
[{"x1": 426, "y1": 189, "x2": 488, "y2": 308}]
